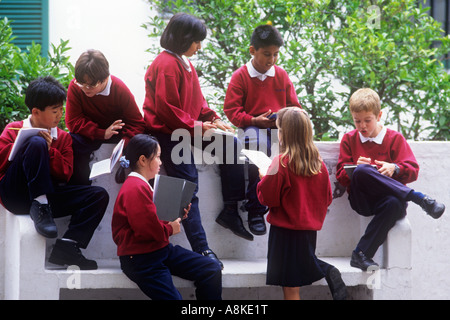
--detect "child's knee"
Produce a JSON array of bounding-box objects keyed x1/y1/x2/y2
[
  {"x1": 352, "y1": 164, "x2": 376, "y2": 183},
  {"x1": 26, "y1": 135, "x2": 48, "y2": 151},
  {"x1": 384, "y1": 196, "x2": 407, "y2": 219}
]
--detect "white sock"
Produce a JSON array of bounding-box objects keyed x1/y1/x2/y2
[{"x1": 34, "y1": 195, "x2": 48, "y2": 204}]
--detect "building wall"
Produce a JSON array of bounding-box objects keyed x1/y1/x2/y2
[{"x1": 48, "y1": 0, "x2": 155, "y2": 109}]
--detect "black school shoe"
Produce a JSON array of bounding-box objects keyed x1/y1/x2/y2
[
  {"x1": 216, "y1": 207, "x2": 254, "y2": 241},
  {"x1": 48, "y1": 239, "x2": 98, "y2": 270},
  {"x1": 201, "y1": 249, "x2": 224, "y2": 270},
  {"x1": 29, "y1": 200, "x2": 57, "y2": 238},
  {"x1": 248, "y1": 213, "x2": 267, "y2": 235},
  {"x1": 325, "y1": 266, "x2": 348, "y2": 300},
  {"x1": 350, "y1": 250, "x2": 379, "y2": 271},
  {"x1": 421, "y1": 196, "x2": 445, "y2": 219}
]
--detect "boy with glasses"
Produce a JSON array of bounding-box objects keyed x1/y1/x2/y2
[{"x1": 65, "y1": 49, "x2": 145, "y2": 185}]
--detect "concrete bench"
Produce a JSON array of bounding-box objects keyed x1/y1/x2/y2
[{"x1": 0, "y1": 142, "x2": 413, "y2": 300}]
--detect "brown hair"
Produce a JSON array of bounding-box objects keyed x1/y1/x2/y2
[
  {"x1": 349, "y1": 88, "x2": 381, "y2": 116},
  {"x1": 276, "y1": 107, "x2": 322, "y2": 176},
  {"x1": 74, "y1": 49, "x2": 110, "y2": 85}
]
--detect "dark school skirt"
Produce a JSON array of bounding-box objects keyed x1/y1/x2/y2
[{"x1": 266, "y1": 225, "x2": 328, "y2": 287}]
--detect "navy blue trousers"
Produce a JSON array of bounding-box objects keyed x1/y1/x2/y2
[
  {"x1": 119, "y1": 244, "x2": 222, "y2": 300},
  {"x1": 239, "y1": 126, "x2": 276, "y2": 215},
  {"x1": 349, "y1": 165, "x2": 409, "y2": 258},
  {"x1": 69, "y1": 132, "x2": 123, "y2": 185},
  {"x1": 0, "y1": 136, "x2": 108, "y2": 248},
  {"x1": 153, "y1": 131, "x2": 245, "y2": 253}
]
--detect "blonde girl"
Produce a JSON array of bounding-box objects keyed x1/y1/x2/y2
[{"x1": 257, "y1": 107, "x2": 347, "y2": 300}]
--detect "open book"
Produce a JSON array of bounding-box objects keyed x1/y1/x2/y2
[
  {"x1": 344, "y1": 164, "x2": 378, "y2": 179},
  {"x1": 241, "y1": 149, "x2": 273, "y2": 176},
  {"x1": 8, "y1": 127, "x2": 49, "y2": 161},
  {"x1": 153, "y1": 174, "x2": 197, "y2": 221},
  {"x1": 89, "y1": 139, "x2": 125, "y2": 179}
]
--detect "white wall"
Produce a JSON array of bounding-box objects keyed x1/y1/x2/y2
[{"x1": 48, "y1": 0, "x2": 156, "y2": 109}]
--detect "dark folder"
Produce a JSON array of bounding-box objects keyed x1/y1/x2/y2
[{"x1": 153, "y1": 174, "x2": 197, "y2": 221}]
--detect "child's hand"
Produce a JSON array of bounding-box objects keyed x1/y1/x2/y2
[
  {"x1": 357, "y1": 156, "x2": 372, "y2": 165},
  {"x1": 258, "y1": 168, "x2": 265, "y2": 179},
  {"x1": 105, "y1": 120, "x2": 125, "y2": 140},
  {"x1": 375, "y1": 160, "x2": 395, "y2": 177},
  {"x1": 214, "y1": 119, "x2": 235, "y2": 133},
  {"x1": 202, "y1": 121, "x2": 217, "y2": 135},
  {"x1": 38, "y1": 130, "x2": 52, "y2": 151},
  {"x1": 182, "y1": 204, "x2": 191, "y2": 220},
  {"x1": 169, "y1": 218, "x2": 182, "y2": 235},
  {"x1": 251, "y1": 110, "x2": 276, "y2": 129}
]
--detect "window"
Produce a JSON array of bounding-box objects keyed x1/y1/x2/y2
[
  {"x1": 424, "y1": 0, "x2": 450, "y2": 67},
  {"x1": 0, "y1": 0, "x2": 49, "y2": 56}
]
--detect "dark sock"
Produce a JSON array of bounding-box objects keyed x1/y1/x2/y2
[
  {"x1": 223, "y1": 201, "x2": 238, "y2": 214},
  {"x1": 406, "y1": 190, "x2": 425, "y2": 205}
]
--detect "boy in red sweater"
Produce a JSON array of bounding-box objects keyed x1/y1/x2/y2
[
  {"x1": 0, "y1": 76, "x2": 108, "y2": 270},
  {"x1": 336, "y1": 88, "x2": 445, "y2": 271},
  {"x1": 65, "y1": 49, "x2": 145, "y2": 185},
  {"x1": 224, "y1": 24, "x2": 301, "y2": 236}
]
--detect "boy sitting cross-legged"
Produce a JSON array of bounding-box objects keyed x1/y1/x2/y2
[{"x1": 336, "y1": 88, "x2": 445, "y2": 271}]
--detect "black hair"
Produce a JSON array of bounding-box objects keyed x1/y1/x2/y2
[
  {"x1": 160, "y1": 12, "x2": 207, "y2": 55},
  {"x1": 24, "y1": 76, "x2": 67, "y2": 112},
  {"x1": 250, "y1": 24, "x2": 284, "y2": 50},
  {"x1": 115, "y1": 134, "x2": 160, "y2": 184}
]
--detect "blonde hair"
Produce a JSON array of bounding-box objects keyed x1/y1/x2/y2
[
  {"x1": 276, "y1": 107, "x2": 322, "y2": 176},
  {"x1": 349, "y1": 88, "x2": 381, "y2": 116}
]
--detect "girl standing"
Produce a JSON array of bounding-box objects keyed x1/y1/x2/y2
[
  {"x1": 112, "y1": 134, "x2": 222, "y2": 300},
  {"x1": 257, "y1": 107, "x2": 347, "y2": 300}
]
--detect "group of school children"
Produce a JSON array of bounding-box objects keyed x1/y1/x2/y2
[{"x1": 0, "y1": 13, "x2": 445, "y2": 300}]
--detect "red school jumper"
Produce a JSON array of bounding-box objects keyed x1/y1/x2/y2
[
  {"x1": 65, "y1": 75, "x2": 145, "y2": 143},
  {"x1": 0, "y1": 121, "x2": 73, "y2": 184},
  {"x1": 112, "y1": 175, "x2": 173, "y2": 256},
  {"x1": 143, "y1": 51, "x2": 219, "y2": 135},
  {"x1": 224, "y1": 65, "x2": 300, "y2": 128},
  {"x1": 336, "y1": 128, "x2": 419, "y2": 190},
  {"x1": 257, "y1": 155, "x2": 332, "y2": 231}
]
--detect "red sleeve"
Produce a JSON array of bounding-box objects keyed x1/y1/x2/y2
[
  {"x1": 0, "y1": 122, "x2": 21, "y2": 176},
  {"x1": 389, "y1": 132, "x2": 419, "y2": 184},
  {"x1": 49, "y1": 130, "x2": 73, "y2": 183},
  {"x1": 224, "y1": 71, "x2": 254, "y2": 128},
  {"x1": 65, "y1": 80, "x2": 106, "y2": 140},
  {"x1": 150, "y1": 68, "x2": 203, "y2": 133},
  {"x1": 123, "y1": 182, "x2": 173, "y2": 242},
  {"x1": 257, "y1": 156, "x2": 287, "y2": 208},
  {"x1": 336, "y1": 133, "x2": 354, "y2": 188}
]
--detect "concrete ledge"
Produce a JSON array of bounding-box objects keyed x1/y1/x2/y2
[
  {"x1": 1, "y1": 141, "x2": 420, "y2": 300},
  {"x1": 44, "y1": 257, "x2": 375, "y2": 291}
]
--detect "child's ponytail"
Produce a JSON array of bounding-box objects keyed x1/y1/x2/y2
[{"x1": 114, "y1": 134, "x2": 159, "y2": 184}]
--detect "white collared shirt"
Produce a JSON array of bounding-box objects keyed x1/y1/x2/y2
[
  {"x1": 129, "y1": 171, "x2": 153, "y2": 192},
  {"x1": 23, "y1": 115, "x2": 58, "y2": 140},
  {"x1": 96, "y1": 76, "x2": 112, "y2": 96},
  {"x1": 359, "y1": 126, "x2": 387, "y2": 144},
  {"x1": 246, "y1": 59, "x2": 275, "y2": 81}
]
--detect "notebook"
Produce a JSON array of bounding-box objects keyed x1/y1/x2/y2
[{"x1": 153, "y1": 174, "x2": 197, "y2": 221}]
